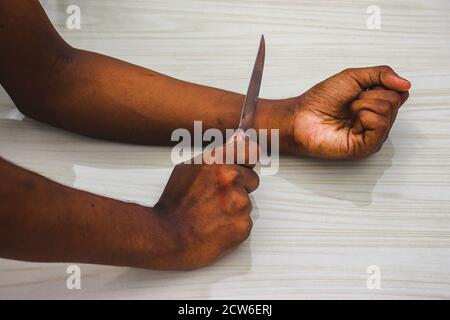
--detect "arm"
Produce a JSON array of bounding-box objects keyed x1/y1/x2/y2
[
  {"x1": 0, "y1": 1, "x2": 258, "y2": 270},
  {"x1": 0, "y1": 156, "x2": 177, "y2": 269},
  {"x1": 0, "y1": 143, "x2": 258, "y2": 270},
  {"x1": 0, "y1": 1, "x2": 293, "y2": 151},
  {"x1": 0, "y1": 1, "x2": 411, "y2": 160}
]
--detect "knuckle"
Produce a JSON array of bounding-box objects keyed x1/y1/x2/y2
[
  {"x1": 218, "y1": 165, "x2": 240, "y2": 186},
  {"x1": 246, "y1": 169, "x2": 260, "y2": 190},
  {"x1": 377, "y1": 65, "x2": 393, "y2": 73},
  {"x1": 234, "y1": 195, "x2": 252, "y2": 212},
  {"x1": 229, "y1": 164, "x2": 241, "y2": 174},
  {"x1": 341, "y1": 67, "x2": 354, "y2": 75},
  {"x1": 236, "y1": 217, "x2": 253, "y2": 240},
  {"x1": 391, "y1": 92, "x2": 401, "y2": 105},
  {"x1": 252, "y1": 174, "x2": 260, "y2": 190},
  {"x1": 345, "y1": 67, "x2": 355, "y2": 73}
]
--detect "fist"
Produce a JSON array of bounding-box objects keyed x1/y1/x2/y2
[
  {"x1": 290, "y1": 66, "x2": 411, "y2": 159},
  {"x1": 154, "y1": 141, "x2": 259, "y2": 270}
]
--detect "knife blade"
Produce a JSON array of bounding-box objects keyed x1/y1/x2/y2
[{"x1": 237, "y1": 34, "x2": 266, "y2": 132}]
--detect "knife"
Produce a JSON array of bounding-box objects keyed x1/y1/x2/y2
[{"x1": 230, "y1": 34, "x2": 265, "y2": 142}]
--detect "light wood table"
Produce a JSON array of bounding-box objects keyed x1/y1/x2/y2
[{"x1": 1, "y1": 0, "x2": 449, "y2": 299}]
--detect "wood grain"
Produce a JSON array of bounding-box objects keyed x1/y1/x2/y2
[{"x1": 0, "y1": 0, "x2": 449, "y2": 299}]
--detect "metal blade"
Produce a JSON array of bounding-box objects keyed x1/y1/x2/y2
[{"x1": 238, "y1": 35, "x2": 265, "y2": 130}]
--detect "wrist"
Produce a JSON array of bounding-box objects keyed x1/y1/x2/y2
[
  {"x1": 130, "y1": 205, "x2": 184, "y2": 270},
  {"x1": 254, "y1": 97, "x2": 301, "y2": 155},
  {"x1": 84, "y1": 202, "x2": 181, "y2": 270}
]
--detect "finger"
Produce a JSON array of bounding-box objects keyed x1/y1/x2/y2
[
  {"x1": 359, "y1": 89, "x2": 408, "y2": 131},
  {"x1": 235, "y1": 165, "x2": 260, "y2": 193},
  {"x1": 351, "y1": 99, "x2": 391, "y2": 119},
  {"x1": 235, "y1": 216, "x2": 253, "y2": 241},
  {"x1": 226, "y1": 216, "x2": 253, "y2": 247},
  {"x1": 399, "y1": 91, "x2": 410, "y2": 106},
  {"x1": 206, "y1": 136, "x2": 259, "y2": 168},
  {"x1": 227, "y1": 189, "x2": 252, "y2": 213},
  {"x1": 359, "y1": 89, "x2": 402, "y2": 108},
  {"x1": 216, "y1": 165, "x2": 240, "y2": 189},
  {"x1": 216, "y1": 215, "x2": 253, "y2": 251},
  {"x1": 352, "y1": 109, "x2": 390, "y2": 147},
  {"x1": 358, "y1": 90, "x2": 401, "y2": 126},
  {"x1": 345, "y1": 65, "x2": 411, "y2": 92},
  {"x1": 392, "y1": 91, "x2": 410, "y2": 129},
  {"x1": 216, "y1": 164, "x2": 259, "y2": 194},
  {"x1": 362, "y1": 87, "x2": 409, "y2": 108},
  {"x1": 224, "y1": 136, "x2": 260, "y2": 169}
]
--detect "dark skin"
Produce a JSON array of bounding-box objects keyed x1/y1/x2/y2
[
  {"x1": 294, "y1": 67, "x2": 410, "y2": 159},
  {"x1": 0, "y1": 1, "x2": 411, "y2": 270},
  {"x1": 0, "y1": 149, "x2": 258, "y2": 271}
]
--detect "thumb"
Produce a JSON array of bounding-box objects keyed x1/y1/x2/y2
[
  {"x1": 226, "y1": 135, "x2": 260, "y2": 169},
  {"x1": 345, "y1": 65, "x2": 411, "y2": 92},
  {"x1": 203, "y1": 135, "x2": 260, "y2": 168}
]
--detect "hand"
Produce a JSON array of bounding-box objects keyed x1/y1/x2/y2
[
  {"x1": 154, "y1": 140, "x2": 259, "y2": 270},
  {"x1": 288, "y1": 66, "x2": 411, "y2": 159}
]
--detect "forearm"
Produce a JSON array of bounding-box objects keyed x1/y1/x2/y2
[
  {"x1": 34, "y1": 48, "x2": 296, "y2": 150},
  {"x1": 0, "y1": 157, "x2": 178, "y2": 269},
  {"x1": 0, "y1": 1, "x2": 296, "y2": 153}
]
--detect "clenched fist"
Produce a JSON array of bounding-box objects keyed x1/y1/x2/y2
[
  {"x1": 154, "y1": 141, "x2": 259, "y2": 270},
  {"x1": 285, "y1": 66, "x2": 411, "y2": 159}
]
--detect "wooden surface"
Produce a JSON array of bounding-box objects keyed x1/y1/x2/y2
[{"x1": 1, "y1": 0, "x2": 450, "y2": 299}]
